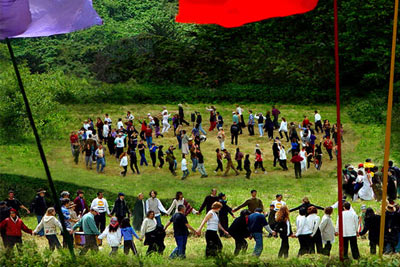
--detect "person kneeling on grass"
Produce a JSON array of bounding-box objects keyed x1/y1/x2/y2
[
  {"x1": 33, "y1": 207, "x2": 63, "y2": 251},
  {"x1": 120, "y1": 218, "x2": 142, "y2": 255},
  {"x1": 0, "y1": 208, "x2": 32, "y2": 252},
  {"x1": 164, "y1": 205, "x2": 198, "y2": 259},
  {"x1": 98, "y1": 217, "x2": 122, "y2": 256}
]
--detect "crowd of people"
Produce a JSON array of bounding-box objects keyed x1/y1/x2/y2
[
  {"x1": 2, "y1": 168, "x2": 400, "y2": 260},
  {"x1": 69, "y1": 105, "x2": 343, "y2": 179}
]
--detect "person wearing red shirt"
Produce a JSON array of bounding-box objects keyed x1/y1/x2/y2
[
  {"x1": 323, "y1": 137, "x2": 334, "y2": 160},
  {"x1": 302, "y1": 116, "x2": 312, "y2": 128},
  {"x1": 69, "y1": 131, "x2": 78, "y2": 155},
  {"x1": 145, "y1": 126, "x2": 153, "y2": 147},
  {"x1": 290, "y1": 152, "x2": 304, "y2": 179},
  {"x1": 0, "y1": 209, "x2": 32, "y2": 251}
]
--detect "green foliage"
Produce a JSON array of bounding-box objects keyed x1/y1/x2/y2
[
  {"x1": 0, "y1": 58, "x2": 66, "y2": 142},
  {"x1": 347, "y1": 95, "x2": 387, "y2": 124}
]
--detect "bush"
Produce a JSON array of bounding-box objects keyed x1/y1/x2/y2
[{"x1": 347, "y1": 95, "x2": 387, "y2": 124}]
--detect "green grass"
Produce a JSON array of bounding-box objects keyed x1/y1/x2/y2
[{"x1": 0, "y1": 103, "x2": 395, "y2": 265}]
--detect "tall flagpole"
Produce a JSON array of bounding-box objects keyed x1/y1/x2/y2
[
  {"x1": 379, "y1": 0, "x2": 398, "y2": 257},
  {"x1": 6, "y1": 38, "x2": 75, "y2": 259},
  {"x1": 333, "y1": 0, "x2": 344, "y2": 261}
]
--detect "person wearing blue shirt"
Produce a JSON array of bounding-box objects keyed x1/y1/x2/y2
[
  {"x1": 248, "y1": 208, "x2": 275, "y2": 257},
  {"x1": 60, "y1": 199, "x2": 72, "y2": 248},
  {"x1": 247, "y1": 110, "x2": 255, "y2": 136},
  {"x1": 120, "y1": 218, "x2": 142, "y2": 255},
  {"x1": 149, "y1": 143, "x2": 158, "y2": 167}
]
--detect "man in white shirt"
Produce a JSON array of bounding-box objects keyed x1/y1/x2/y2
[
  {"x1": 126, "y1": 111, "x2": 134, "y2": 121},
  {"x1": 314, "y1": 110, "x2": 323, "y2": 133},
  {"x1": 83, "y1": 120, "x2": 90, "y2": 131},
  {"x1": 335, "y1": 202, "x2": 359, "y2": 259},
  {"x1": 114, "y1": 132, "x2": 126, "y2": 158},
  {"x1": 117, "y1": 118, "x2": 124, "y2": 130},
  {"x1": 296, "y1": 207, "x2": 312, "y2": 256},
  {"x1": 104, "y1": 114, "x2": 112, "y2": 128},
  {"x1": 91, "y1": 191, "x2": 111, "y2": 232},
  {"x1": 271, "y1": 194, "x2": 286, "y2": 211},
  {"x1": 181, "y1": 155, "x2": 189, "y2": 180}
]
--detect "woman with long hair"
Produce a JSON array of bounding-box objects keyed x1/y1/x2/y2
[
  {"x1": 166, "y1": 191, "x2": 198, "y2": 216},
  {"x1": 306, "y1": 206, "x2": 322, "y2": 254},
  {"x1": 33, "y1": 207, "x2": 62, "y2": 251},
  {"x1": 278, "y1": 117, "x2": 289, "y2": 142},
  {"x1": 274, "y1": 206, "x2": 292, "y2": 258}
]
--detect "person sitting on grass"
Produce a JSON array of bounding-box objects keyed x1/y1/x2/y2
[{"x1": 0, "y1": 208, "x2": 32, "y2": 252}]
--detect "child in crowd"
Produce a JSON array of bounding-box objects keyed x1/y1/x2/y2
[
  {"x1": 98, "y1": 217, "x2": 122, "y2": 256},
  {"x1": 120, "y1": 218, "x2": 142, "y2": 255}
]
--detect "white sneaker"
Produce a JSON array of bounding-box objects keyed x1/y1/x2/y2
[
  {"x1": 214, "y1": 171, "x2": 217, "y2": 174},
  {"x1": 264, "y1": 171, "x2": 267, "y2": 175},
  {"x1": 255, "y1": 171, "x2": 258, "y2": 174}
]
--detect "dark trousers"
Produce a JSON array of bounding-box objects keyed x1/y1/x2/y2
[
  {"x1": 95, "y1": 212, "x2": 107, "y2": 233},
  {"x1": 254, "y1": 161, "x2": 265, "y2": 172},
  {"x1": 278, "y1": 236, "x2": 289, "y2": 258},
  {"x1": 326, "y1": 149, "x2": 333, "y2": 160},
  {"x1": 298, "y1": 235, "x2": 311, "y2": 256},
  {"x1": 233, "y1": 237, "x2": 248, "y2": 255},
  {"x1": 245, "y1": 166, "x2": 251, "y2": 179},
  {"x1": 46, "y1": 235, "x2": 61, "y2": 251},
  {"x1": 273, "y1": 117, "x2": 279, "y2": 129},
  {"x1": 150, "y1": 152, "x2": 157, "y2": 167},
  {"x1": 116, "y1": 147, "x2": 123, "y2": 159},
  {"x1": 323, "y1": 241, "x2": 332, "y2": 256},
  {"x1": 169, "y1": 162, "x2": 176, "y2": 175},
  {"x1": 267, "y1": 129, "x2": 274, "y2": 139},
  {"x1": 273, "y1": 155, "x2": 279, "y2": 167},
  {"x1": 310, "y1": 230, "x2": 323, "y2": 254},
  {"x1": 205, "y1": 230, "x2": 223, "y2": 257},
  {"x1": 236, "y1": 160, "x2": 242, "y2": 171},
  {"x1": 279, "y1": 131, "x2": 289, "y2": 142},
  {"x1": 124, "y1": 240, "x2": 138, "y2": 255},
  {"x1": 63, "y1": 233, "x2": 73, "y2": 248},
  {"x1": 158, "y1": 157, "x2": 164, "y2": 168},
  {"x1": 130, "y1": 157, "x2": 140, "y2": 174},
  {"x1": 80, "y1": 235, "x2": 99, "y2": 255},
  {"x1": 180, "y1": 118, "x2": 190, "y2": 126},
  {"x1": 279, "y1": 159, "x2": 288, "y2": 170},
  {"x1": 315, "y1": 121, "x2": 323, "y2": 133},
  {"x1": 231, "y1": 134, "x2": 238, "y2": 145},
  {"x1": 4, "y1": 236, "x2": 22, "y2": 251},
  {"x1": 369, "y1": 241, "x2": 377, "y2": 254},
  {"x1": 248, "y1": 125, "x2": 254, "y2": 136},
  {"x1": 121, "y1": 166, "x2": 127, "y2": 176},
  {"x1": 294, "y1": 162, "x2": 302, "y2": 178},
  {"x1": 343, "y1": 236, "x2": 360, "y2": 259},
  {"x1": 307, "y1": 156, "x2": 313, "y2": 169},
  {"x1": 215, "y1": 159, "x2": 223, "y2": 172},
  {"x1": 140, "y1": 153, "x2": 148, "y2": 166},
  {"x1": 218, "y1": 216, "x2": 229, "y2": 237}
]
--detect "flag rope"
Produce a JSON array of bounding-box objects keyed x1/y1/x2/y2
[{"x1": 378, "y1": 0, "x2": 399, "y2": 257}]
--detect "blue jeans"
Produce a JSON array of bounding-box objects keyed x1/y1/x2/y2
[
  {"x1": 155, "y1": 215, "x2": 163, "y2": 227},
  {"x1": 97, "y1": 157, "x2": 105, "y2": 172},
  {"x1": 182, "y1": 170, "x2": 189, "y2": 179},
  {"x1": 170, "y1": 235, "x2": 188, "y2": 259},
  {"x1": 258, "y1": 124, "x2": 264, "y2": 137},
  {"x1": 37, "y1": 216, "x2": 44, "y2": 236},
  {"x1": 146, "y1": 136, "x2": 152, "y2": 148},
  {"x1": 192, "y1": 158, "x2": 198, "y2": 172},
  {"x1": 140, "y1": 153, "x2": 148, "y2": 166},
  {"x1": 198, "y1": 123, "x2": 207, "y2": 135},
  {"x1": 252, "y1": 232, "x2": 263, "y2": 257}
]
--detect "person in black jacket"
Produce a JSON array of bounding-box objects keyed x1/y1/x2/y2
[
  {"x1": 274, "y1": 206, "x2": 293, "y2": 258},
  {"x1": 244, "y1": 154, "x2": 251, "y2": 179},
  {"x1": 230, "y1": 122, "x2": 240, "y2": 145},
  {"x1": 30, "y1": 189, "x2": 48, "y2": 236},
  {"x1": 359, "y1": 208, "x2": 381, "y2": 255},
  {"x1": 195, "y1": 112, "x2": 207, "y2": 135},
  {"x1": 289, "y1": 197, "x2": 324, "y2": 213},
  {"x1": 198, "y1": 189, "x2": 219, "y2": 214},
  {"x1": 384, "y1": 204, "x2": 399, "y2": 253},
  {"x1": 178, "y1": 104, "x2": 190, "y2": 126},
  {"x1": 218, "y1": 193, "x2": 234, "y2": 237},
  {"x1": 111, "y1": 193, "x2": 131, "y2": 223},
  {"x1": 272, "y1": 138, "x2": 280, "y2": 167},
  {"x1": 228, "y1": 209, "x2": 251, "y2": 255},
  {"x1": 0, "y1": 201, "x2": 10, "y2": 246}
]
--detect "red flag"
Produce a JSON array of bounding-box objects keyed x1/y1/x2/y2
[{"x1": 176, "y1": 0, "x2": 318, "y2": 28}]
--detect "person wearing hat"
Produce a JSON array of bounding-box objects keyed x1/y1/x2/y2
[
  {"x1": 71, "y1": 208, "x2": 101, "y2": 255},
  {"x1": 91, "y1": 191, "x2": 111, "y2": 233},
  {"x1": 111, "y1": 193, "x2": 131, "y2": 224},
  {"x1": 98, "y1": 217, "x2": 122, "y2": 255},
  {"x1": 4, "y1": 190, "x2": 30, "y2": 215},
  {"x1": 178, "y1": 104, "x2": 190, "y2": 126},
  {"x1": 217, "y1": 193, "x2": 234, "y2": 237},
  {"x1": 335, "y1": 202, "x2": 359, "y2": 259},
  {"x1": 0, "y1": 208, "x2": 33, "y2": 251},
  {"x1": 30, "y1": 188, "x2": 48, "y2": 236},
  {"x1": 73, "y1": 190, "x2": 89, "y2": 217}
]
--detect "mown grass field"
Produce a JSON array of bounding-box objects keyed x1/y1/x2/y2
[{"x1": 0, "y1": 103, "x2": 395, "y2": 266}]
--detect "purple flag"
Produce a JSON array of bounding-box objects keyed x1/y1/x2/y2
[{"x1": 0, "y1": 0, "x2": 102, "y2": 40}]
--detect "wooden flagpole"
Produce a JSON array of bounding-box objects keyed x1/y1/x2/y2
[
  {"x1": 333, "y1": 0, "x2": 344, "y2": 261},
  {"x1": 378, "y1": 0, "x2": 398, "y2": 257}
]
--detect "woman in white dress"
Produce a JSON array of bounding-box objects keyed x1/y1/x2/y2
[
  {"x1": 161, "y1": 112, "x2": 170, "y2": 134},
  {"x1": 357, "y1": 172, "x2": 374, "y2": 201},
  {"x1": 299, "y1": 148, "x2": 307, "y2": 171}
]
